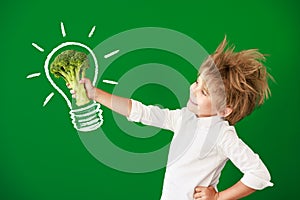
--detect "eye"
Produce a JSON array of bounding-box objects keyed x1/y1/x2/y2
[{"x1": 201, "y1": 90, "x2": 207, "y2": 96}]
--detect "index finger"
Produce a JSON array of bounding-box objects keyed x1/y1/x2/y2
[{"x1": 195, "y1": 186, "x2": 207, "y2": 192}]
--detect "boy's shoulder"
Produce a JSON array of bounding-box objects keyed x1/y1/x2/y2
[{"x1": 217, "y1": 121, "x2": 241, "y2": 149}]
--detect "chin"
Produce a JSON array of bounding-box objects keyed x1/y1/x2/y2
[{"x1": 187, "y1": 101, "x2": 199, "y2": 115}]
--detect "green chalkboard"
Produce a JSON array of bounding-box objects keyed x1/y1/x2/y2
[{"x1": 1, "y1": 0, "x2": 300, "y2": 199}]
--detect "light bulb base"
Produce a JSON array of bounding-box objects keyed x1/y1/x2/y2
[{"x1": 70, "y1": 102, "x2": 103, "y2": 132}]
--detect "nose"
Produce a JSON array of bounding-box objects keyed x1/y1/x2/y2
[
  {"x1": 190, "y1": 82, "x2": 195, "y2": 90},
  {"x1": 190, "y1": 82, "x2": 197, "y2": 95}
]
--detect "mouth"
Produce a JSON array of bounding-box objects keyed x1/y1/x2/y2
[{"x1": 189, "y1": 98, "x2": 198, "y2": 106}]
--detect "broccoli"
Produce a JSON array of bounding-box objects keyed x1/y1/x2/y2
[{"x1": 50, "y1": 50, "x2": 90, "y2": 106}]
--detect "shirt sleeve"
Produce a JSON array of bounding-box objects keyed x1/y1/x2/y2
[
  {"x1": 219, "y1": 129, "x2": 274, "y2": 190},
  {"x1": 127, "y1": 99, "x2": 182, "y2": 132}
]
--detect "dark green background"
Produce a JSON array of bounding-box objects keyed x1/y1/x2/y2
[{"x1": 2, "y1": 0, "x2": 300, "y2": 199}]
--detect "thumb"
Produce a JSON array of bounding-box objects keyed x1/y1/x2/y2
[
  {"x1": 80, "y1": 78, "x2": 95, "y2": 96},
  {"x1": 208, "y1": 186, "x2": 216, "y2": 191},
  {"x1": 80, "y1": 78, "x2": 92, "y2": 86},
  {"x1": 79, "y1": 77, "x2": 88, "y2": 84}
]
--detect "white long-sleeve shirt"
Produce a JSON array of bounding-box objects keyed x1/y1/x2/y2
[{"x1": 127, "y1": 100, "x2": 273, "y2": 200}]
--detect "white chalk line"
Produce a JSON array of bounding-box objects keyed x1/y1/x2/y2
[
  {"x1": 43, "y1": 92, "x2": 54, "y2": 107},
  {"x1": 103, "y1": 80, "x2": 118, "y2": 85},
  {"x1": 88, "y1": 26, "x2": 96, "y2": 38},
  {"x1": 26, "y1": 73, "x2": 41, "y2": 79},
  {"x1": 32, "y1": 43, "x2": 44, "y2": 52},
  {"x1": 70, "y1": 102, "x2": 103, "y2": 132},
  {"x1": 104, "y1": 49, "x2": 119, "y2": 59},
  {"x1": 60, "y1": 22, "x2": 66, "y2": 37}
]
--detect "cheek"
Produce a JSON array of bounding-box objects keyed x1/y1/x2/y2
[{"x1": 197, "y1": 96, "x2": 212, "y2": 108}]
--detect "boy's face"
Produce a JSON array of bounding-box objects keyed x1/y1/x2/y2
[{"x1": 187, "y1": 76, "x2": 217, "y2": 117}]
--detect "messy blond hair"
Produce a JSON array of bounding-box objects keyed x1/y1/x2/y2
[{"x1": 199, "y1": 37, "x2": 272, "y2": 125}]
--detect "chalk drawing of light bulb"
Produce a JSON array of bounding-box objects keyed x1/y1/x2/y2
[
  {"x1": 28, "y1": 22, "x2": 120, "y2": 132},
  {"x1": 44, "y1": 41, "x2": 103, "y2": 132}
]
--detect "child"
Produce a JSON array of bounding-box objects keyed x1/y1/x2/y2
[{"x1": 73, "y1": 37, "x2": 273, "y2": 200}]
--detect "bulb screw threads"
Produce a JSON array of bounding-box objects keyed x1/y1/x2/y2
[{"x1": 70, "y1": 102, "x2": 103, "y2": 132}]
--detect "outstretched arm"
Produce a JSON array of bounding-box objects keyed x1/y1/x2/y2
[
  {"x1": 72, "y1": 78, "x2": 181, "y2": 131},
  {"x1": 78, "y1": 78, "x2": 132, "y2": 117}
]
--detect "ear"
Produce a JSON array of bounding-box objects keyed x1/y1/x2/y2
[{"x1": 220, "y1": 107, "x2": 232, "y2": 117}]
